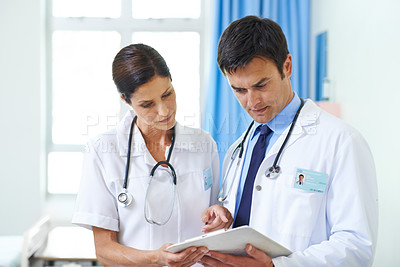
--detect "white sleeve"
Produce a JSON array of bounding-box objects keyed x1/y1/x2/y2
[
  {"x1": 209, "y1": 135, "x2": 220, "y2": 206},
  {"x1": 273, "y1": 132, "x2": 378, "y2": 267},
  {"x1": 72, "y1": 140, "x2": 119, "y2": 232}
]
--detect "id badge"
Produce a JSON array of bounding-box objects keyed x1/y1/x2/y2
[
  {"x1": 203, "y1": 168, "x2": 213, "y2": 191},
  {"x1": 294, "y1": 168, "x2": 328, "y2": 194}
]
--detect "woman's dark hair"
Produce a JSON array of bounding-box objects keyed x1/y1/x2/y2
[
  {"x1": 217, "y1": 16, "x2": 289, "y2": 78},
  {"x1": 112, "y1": 43, "x2": 171, "y2": 104}
]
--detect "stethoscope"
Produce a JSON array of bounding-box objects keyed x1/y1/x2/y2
[
  {"x1": 217, "y1": 98, "x2": 305, "y2": 202},
  {"x1": 117, "y1": 116, "x2": 177, "y2": 225}
]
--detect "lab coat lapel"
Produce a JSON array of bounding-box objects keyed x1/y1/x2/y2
[
  {"x1": 264, "y1": 100, "x2": 319, "y2": 159},
  {"x1": 117, "y1": 110, "x2": 135, "y2": 157},
  {"x1": 223, "y1": 123, "x2": 255, "y2": 214},
  {"x1": 284, "y1": 100, "x2": 320, "y2": 150},
  {"x1": 116, "y1": 110, "x2": 153, "y2": 166}
]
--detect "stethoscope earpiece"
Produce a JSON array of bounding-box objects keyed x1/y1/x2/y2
[{"x1": 118, "y1": 189, "x2": 133, "y2": 207}]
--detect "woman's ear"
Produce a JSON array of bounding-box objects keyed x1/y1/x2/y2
[{"x1": 120, "y1": 94, "x2": 129, "y2": 105}]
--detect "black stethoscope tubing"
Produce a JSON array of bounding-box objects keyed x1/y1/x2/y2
[
  {"x1": 269, "y1": 97, "x2": 305, "y2": 172},
  {"x1": 122, "y1": 116, "x2": 136, "y2": 189},
  {"x1": 217, "y1": 97, "x2": 305, "y2": 203},
  {"x1": 233, "y1": 97, "x2": 305, "y2": 175},
  {"x1": 122, "y1": 116, "x2": 177, "y2": 191}
]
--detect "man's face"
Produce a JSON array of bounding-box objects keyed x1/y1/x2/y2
[{"x1": 226, "y1": 56, "x2": 294, "y2": 124}]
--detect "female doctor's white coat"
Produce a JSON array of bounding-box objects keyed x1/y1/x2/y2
[
  {"x1": 221, "y1": 99, "x2": 378, "y2": 267},
  {"x1": 73, "y1": 111, "x2": 219, "y2": 252}
]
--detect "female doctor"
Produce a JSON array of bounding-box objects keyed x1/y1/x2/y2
[{"x1": 72, "y1": 44, "x2": 232, "y2": 266}]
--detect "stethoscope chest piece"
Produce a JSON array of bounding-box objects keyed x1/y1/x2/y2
[
  {"x1": 118, "y1": 189, "x2": 133, "y2": 207},
  {"x1": 265, "y1": 165, "x2": 281, "y2": 178}
]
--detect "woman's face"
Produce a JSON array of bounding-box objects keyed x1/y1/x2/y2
[{"x1": 127, "y1": 76, "x2": 177, "y2": 131}]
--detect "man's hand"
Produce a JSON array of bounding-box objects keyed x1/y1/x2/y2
[
  {"x1": 158, "y1": 244, "x2": 209, "y2": 267},
  {"x1": 199, "y1": 244, "x2": 273, "y2": 267},
  {"x1": 201, "y1": 205, "x2": 233, "y2": 233}
]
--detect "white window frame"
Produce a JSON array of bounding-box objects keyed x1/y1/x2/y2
[{"x1": 45, "y1": 0, "x2": 211, "y2": 196}]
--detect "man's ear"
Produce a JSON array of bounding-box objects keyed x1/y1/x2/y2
[{"x1": 283, "y1": 54, "x2": 293, "y2": 79}]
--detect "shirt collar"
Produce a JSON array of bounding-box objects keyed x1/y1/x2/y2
[
  {"x1": 117, "y1": 110, "x2": 146, "y2": 157},
  {"x1": 251, "y1": 92, "x2": 301, "y2": 140},
  {"x1": 117, "y1": 111, "x2": 198, "y2": 157}
]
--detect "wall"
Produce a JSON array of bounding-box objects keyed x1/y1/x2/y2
[
  {"x1": 0, "y1": 0, "x2": 44, "y2": 234},
  {"x1": 311, "y1": 0, "x2": 400, "y2": 266}
]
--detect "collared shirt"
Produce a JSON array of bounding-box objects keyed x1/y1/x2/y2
[{"x1": 234, "y1": 93, "x2": 301, "y2": 216}]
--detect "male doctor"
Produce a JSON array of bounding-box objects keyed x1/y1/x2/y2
[{"x1": 200, "y1": 16, "x2": 378, "y2": 267}]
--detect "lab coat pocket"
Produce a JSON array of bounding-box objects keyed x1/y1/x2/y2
[
  {"x1": 177, "y1": 170, "x2": 211, "y2": 238},
  {"x1": 273, "y1": 174, "x2": 326, "y2": 238}
]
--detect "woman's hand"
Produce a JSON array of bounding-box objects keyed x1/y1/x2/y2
[
  {"x1": 157, "y1": 244, "x2": 209, "y2": 267},
  {"x1": 93, "y1": 227, "x2": 207, "y2": 266},
  {"x1": 201, "y1": 204, "x2": 233, "y2": 233}
]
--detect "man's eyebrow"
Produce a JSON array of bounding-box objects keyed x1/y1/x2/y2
[
  {"x1": 231, "y1": 77, "x2": 272, "y2": 91},
  {"x1": 231, "y1": 84, "x2": 244, "y2": 91},
  {"x1": 251, "y1": 77, "x2": 271, "y2": 87}
]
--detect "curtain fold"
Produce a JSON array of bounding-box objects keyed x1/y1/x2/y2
[
  {"x1": 315, "y1": 31, "x2": 328, "y2": 101},
  {"x1": 203, "y1": 0, "x2": 310, "y2": 168}
]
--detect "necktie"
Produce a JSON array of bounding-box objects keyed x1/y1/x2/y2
[{"x1": 233, "y1": 124, "x2": 271, "y2": 228}]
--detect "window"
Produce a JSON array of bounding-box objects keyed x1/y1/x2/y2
[{"x1": 47, "y1": 0, "x2": 205, "y2": 194}]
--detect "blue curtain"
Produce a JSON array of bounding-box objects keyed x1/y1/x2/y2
[
  {"x1": 315, "y1": 31, "x2": 327, "y2": 101},
  {"x1": 203, "y1": 0, "x2": 311, "y2": 167}
]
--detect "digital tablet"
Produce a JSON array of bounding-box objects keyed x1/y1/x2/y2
[{"x1": 167, "y1": 226, "x2": 291, "y2": 258}]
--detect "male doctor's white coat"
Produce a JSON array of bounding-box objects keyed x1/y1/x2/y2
[{"x1": 221, "y1": 99, "x2": 378, "y2": 266}]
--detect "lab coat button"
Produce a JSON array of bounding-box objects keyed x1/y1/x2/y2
[{"x1": 256, "y1": 185, "x2": 262, "y2": 191}]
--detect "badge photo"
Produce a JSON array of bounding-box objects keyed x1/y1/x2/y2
[{"x1": 294, "y1": 168, "x2": 328, "y2": 194}]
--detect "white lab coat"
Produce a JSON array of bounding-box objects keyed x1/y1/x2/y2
[
  {"x1": 73, "y1": 110, "x2": 219, "y2": 253},
  {"x1": 221, "y1": 99, "x2": 378, "y2": 267}
]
